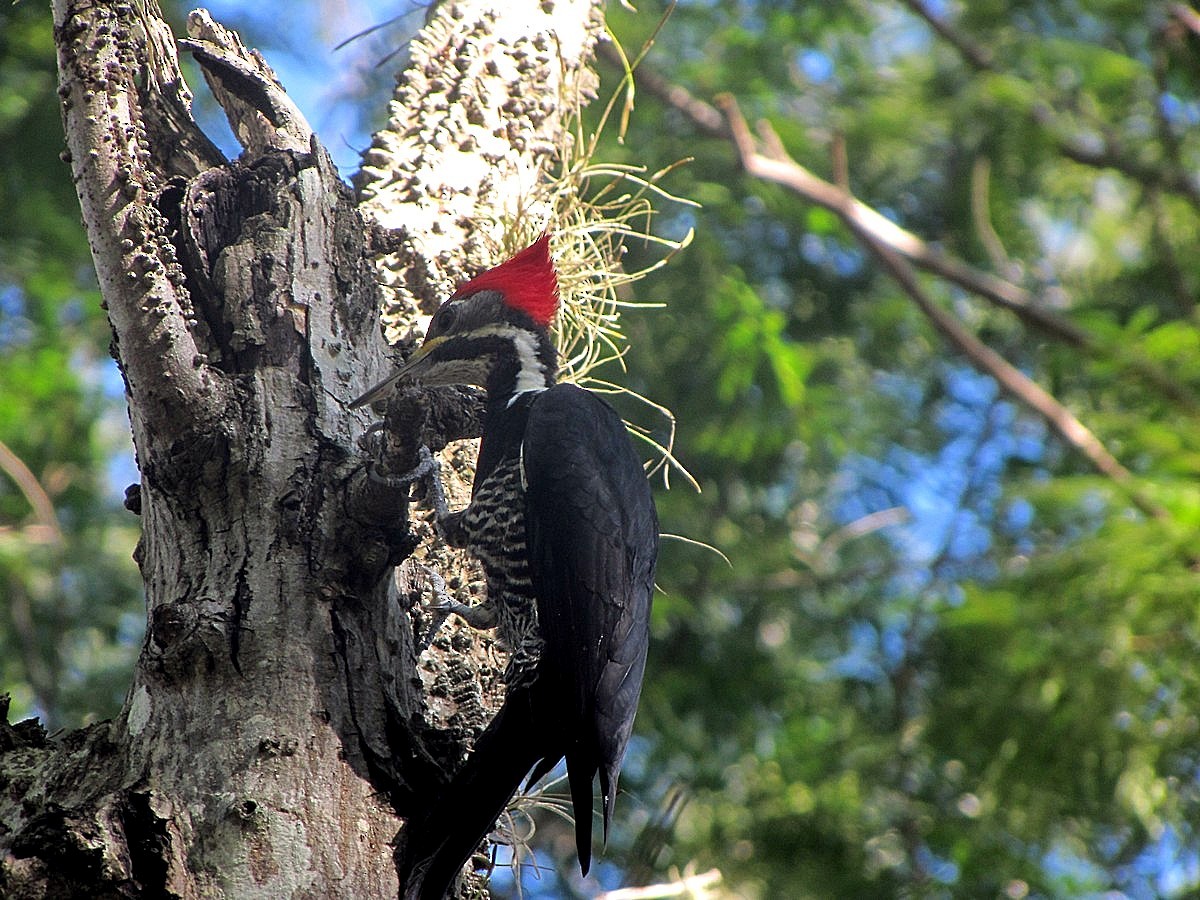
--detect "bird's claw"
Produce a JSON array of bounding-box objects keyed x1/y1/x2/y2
[
  {"x1": 416, "y1": 564, "x2": 456, "y2": 651},
  {"x1": 367, "y1": 444, "x2": 440, "y2": 491},
  {"x1": 358, "y1": 421, "x2": 387, "y2": 454}
]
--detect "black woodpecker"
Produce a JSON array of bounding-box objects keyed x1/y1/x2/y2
[{"x1": 352, "y1": 235, "x2": 658, "y2": 899}]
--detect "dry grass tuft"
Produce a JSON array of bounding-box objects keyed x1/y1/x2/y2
[{"x1": 488, "y1": 7, "x2": 699, "y2": 490}]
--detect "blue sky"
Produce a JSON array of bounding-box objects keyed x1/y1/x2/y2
[{"x1": 190, "y1": 1, "x2": 423, "y2": 171}]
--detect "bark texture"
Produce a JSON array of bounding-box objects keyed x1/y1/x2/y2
[{"x1": 0, "y1": 1, "x2": 605, "y2": 898}]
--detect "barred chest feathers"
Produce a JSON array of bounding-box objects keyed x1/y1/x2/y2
[{"x1": 460, "y1": 451, "x2": 543, "y2": 687}]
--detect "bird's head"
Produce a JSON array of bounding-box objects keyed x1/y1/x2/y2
[{"x1": 352, "y1": 234, "x2": 560, "y2": 408}]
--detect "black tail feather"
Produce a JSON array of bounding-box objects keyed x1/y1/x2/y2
[
  {"x1": 565, "y1": 750, "x2": 598, "y2": 876},
  {"x1": 399, "y1": 692, "x2": 545, "y2": 900},
  {"x1": 397, "y1": 686, "x2": 618, "y2": 894},
  {"x1": 599, "y1": 759, "x2": 619, "y2": 845}
]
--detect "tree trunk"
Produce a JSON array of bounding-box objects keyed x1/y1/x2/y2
[{"x1": 0, "y1": 1, "x2": 604, "y2": 897}]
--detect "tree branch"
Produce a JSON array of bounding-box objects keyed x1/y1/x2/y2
[
  {"x1": 630, "y1": 33, "x2": 1171, "y2": 502},
  {"x1": 622, "y1": 56, "x2": 1200, "y2": 415},
  {"x1": 716, "y1": 95, "x2": 1166, "y2": 519},
  {"x1": 1169, "y1": 3, "x2": 1200, "y2": 38},
  {"x1": 54, "y1": 0, "x2": 230, "y2": 440},
  {"x1": 0, "y1": 440, "x2": 62, "y2": 545},
  {"x1": 1051, "y1": 129, "x2": 1200, "y2": 207},
  {"x1": 969, "y1": 155, "x2": 1013, "y2": 276},
  {"x1": 598, "y1": 867, "x2": 724, "y2": 900},
  {"x1": 903, "y1": 0, "x2": 1200, "y2": 208},
  {"x1": 604, "y1": 42, "x2": 1090, "y2": 348},
  {"x1": 896, "y1": 0, "x2": 994, "y2": 70},
  {"x1": 180, "y1": 10, "x2": 315, "y2": 156}
]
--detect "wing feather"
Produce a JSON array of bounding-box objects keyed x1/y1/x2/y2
[{"x1": 522, "y1": 384, "x2": 658, "y2": 850}]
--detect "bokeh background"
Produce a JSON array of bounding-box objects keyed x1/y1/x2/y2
[{"x1": 4, "y1": 2, "x2": 1200, "y2": 896}]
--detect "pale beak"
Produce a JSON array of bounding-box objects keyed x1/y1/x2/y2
[{"x1": 348, "y1": 335, "x2": 448, "y2": 408}]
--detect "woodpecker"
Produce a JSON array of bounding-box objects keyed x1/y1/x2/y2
[{"x1": 353, "y1": 235, "x2": 658, "y2": 898}]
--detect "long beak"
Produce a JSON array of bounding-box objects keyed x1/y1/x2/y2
[{"x1": 348, "y1": 336, "x2": 448, "y2": 408}]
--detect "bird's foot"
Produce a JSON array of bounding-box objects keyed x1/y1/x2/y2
[
  {"x1": 414, "y1": 565, "x2": 498, "y2": 650},
  {"x1": 366, "y1": 443, "x2": 440, "y2": 492},
  {"x1": 415, "y1": 565, "x2": 459, "y2": 651},
  {"x1": 366, "y1": 439, "x2": 455, "y2": 526}
]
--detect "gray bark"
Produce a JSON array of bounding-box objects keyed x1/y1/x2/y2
[{"x1": 0, "y1": 1, "x2": 604, "y2": 897}]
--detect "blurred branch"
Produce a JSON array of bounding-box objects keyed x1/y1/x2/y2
[
  {"x1": 598, "y1": 867, "x2": 723, "y2": 900},
  {"x1": 969, "y1": 156, "x2": 1013, "y2": 276},
  {"x1": 0, "y1": 439, "x2": 63, "y2": 545},
  {"x1": 626, "y1": 784, "x2": 690, "y2": 887},
  {"x1": 897, "y1": 0, "x2": 993, "y2": 69},
  {"x1": 905, "y1": 0, "x2": 1200, "y2": 207},
  {"x1": 716, "y1": 94, "x2": 1166, "y2": 520},
  {"x1": 823, "y1": 506, "x2": 910, "y2": 559},
  {"x1": 600, "y1": 39, "x2": 725, "y2": 135},
  {"x1": 792, "y1": 506, "x2": 910, "y2": 578},
  {"x1": 1169, "y1": 3, "x2": 1200, "y2": 38},
  {"x1": 0, "y1": 439, "x2": 65, "y2": 719},
  {"x1": 1148, "y1": 189, "x2": 1195, "y2": 315},
  {"x1": 1051, "y1": 128, "x2": 1200, "y2": 207},
  {"x1": 626, "y1": 56, "x2": 1200, "y2": 414},
  {"x1": 1147, "y1": 34, "x2": 1196, "y2": 315},
  {"x1": 600, "y1": 42, "x2": 1089, "y2": 349}
]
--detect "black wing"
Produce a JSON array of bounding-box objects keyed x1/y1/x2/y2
[{"x1": 522, "y1": 383, "x2": 658, "y2": 869}]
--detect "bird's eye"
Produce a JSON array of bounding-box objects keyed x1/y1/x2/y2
[{"x1": 433, "y1": 305, "x2": 457, "y2": 333}]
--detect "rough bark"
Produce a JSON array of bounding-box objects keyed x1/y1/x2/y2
[{"x1": 0, "y1": 1, "x2": 605, "y2": 897}]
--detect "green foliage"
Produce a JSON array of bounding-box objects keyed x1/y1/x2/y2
[
  {"x1": 0, "y1": 2, "x2": 142, "y2": 729},
  {"x1": 592, "y1": 1, "x2": 1200, "y2": 897},
  {"x1": 930, "y1": 495, "x2": 1200, "y2": 893},
  {"x1": 10, "y1": 0, "x2": 1200, "y2": 896}
]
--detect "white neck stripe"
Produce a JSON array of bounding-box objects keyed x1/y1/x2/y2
[{"x1": 469, "y1": 323, "x2": 550, "y2": 397}]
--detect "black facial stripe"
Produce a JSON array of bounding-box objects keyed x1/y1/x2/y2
[{"x1": 432, "y1": 334, "x2": 512, "y2": 362}]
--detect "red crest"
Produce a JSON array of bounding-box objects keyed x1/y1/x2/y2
[{"x1": 452, "y1": 234, "x2": 559, "y2": 326}]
